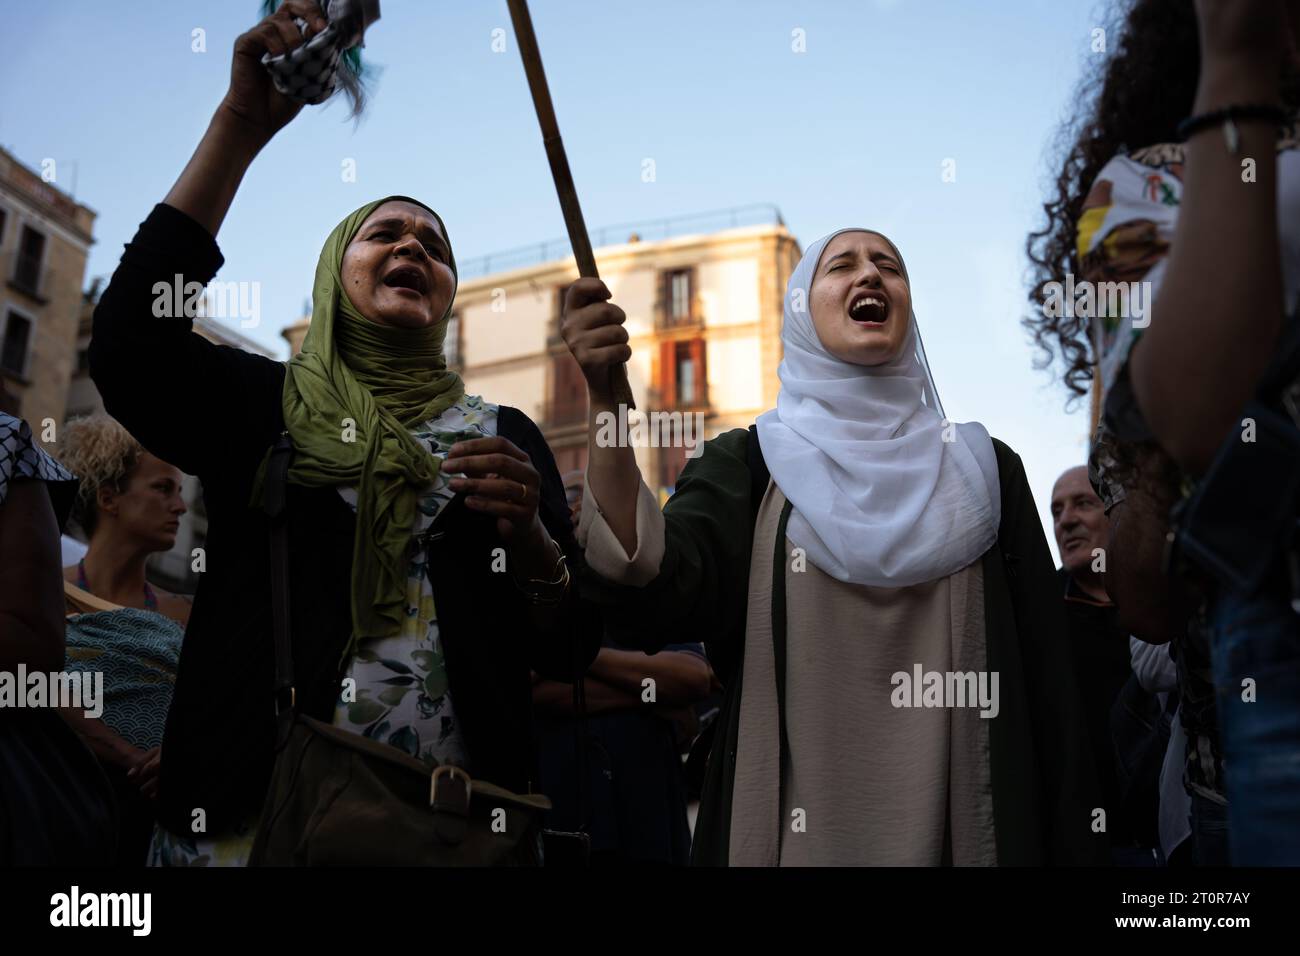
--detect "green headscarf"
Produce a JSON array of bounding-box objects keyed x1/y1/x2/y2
[{"x1": 257, "y1": 196, "x2": 465, "y2": 656}]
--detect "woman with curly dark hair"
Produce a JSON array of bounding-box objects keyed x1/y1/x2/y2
[{"x1": 1027, "y1": 0, "x2": 1300, "y2": 865}]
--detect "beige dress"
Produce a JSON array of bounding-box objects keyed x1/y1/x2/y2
[{"x1": 581, "y1": 476, "x2": 998, "y2": 866}]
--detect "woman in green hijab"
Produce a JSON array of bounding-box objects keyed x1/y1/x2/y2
[{"x1": 89, "y1": 4, "x2": 599, "y2": 864}]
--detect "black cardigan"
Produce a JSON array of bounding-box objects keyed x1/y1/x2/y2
[{"x1": 90, "y1": 204, "x2": 601, "y2": 835}]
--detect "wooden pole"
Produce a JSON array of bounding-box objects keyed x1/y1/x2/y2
[{"x1": 506, "y1": 0, "x2": 636, "y2": 410}]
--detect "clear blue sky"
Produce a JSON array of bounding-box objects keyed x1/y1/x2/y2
[{"x1": 1, "y1": 0, "x2": 1123, "y2": 558}]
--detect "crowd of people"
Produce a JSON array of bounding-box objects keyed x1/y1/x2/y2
[{"x1": 1, "y1": 0, "x2": 1297, "y2": 866}]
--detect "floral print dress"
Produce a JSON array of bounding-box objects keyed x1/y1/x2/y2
[{"x1": 149, "y1": 396, "x2": 499, "y2": 866}]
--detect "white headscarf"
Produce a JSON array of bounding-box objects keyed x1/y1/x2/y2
[{"x1": 755, "y1": 228, "x2": 1001, "y2": 587}]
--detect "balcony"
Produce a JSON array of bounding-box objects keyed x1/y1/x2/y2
[{"x1": 656, "y1": 299, "x2": 702, "y2": 333}]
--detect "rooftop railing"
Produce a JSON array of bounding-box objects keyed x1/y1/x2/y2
[{"x1": 457, "y1": 203, "x2": 785, "y2": 280}]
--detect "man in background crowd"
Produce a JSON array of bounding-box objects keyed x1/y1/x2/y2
[{"x1": 1051, "y1": 465, "x2": 1150, "y2": 863}]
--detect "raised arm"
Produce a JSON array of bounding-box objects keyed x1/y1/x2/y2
[
  {"x1": 90, "y1": 3, "x2": 328, "y2": 481},
  {"x1": 1129, "y1": 0, "x2": 1293, "y2": 474},
  {"x1": 561, "y1": 278, "x2": 641, "y2": 557},
  {"x1": 165, "y1": 1, "x2": 326, "y2": 234}
]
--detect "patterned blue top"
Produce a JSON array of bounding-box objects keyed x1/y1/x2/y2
[{"x1": 64, "y1": 608, "x2": 185, "y2": 750}]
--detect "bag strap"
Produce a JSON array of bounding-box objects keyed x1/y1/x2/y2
[
  {"x1": 771, "y1": 496, "x2": 794, "y2": 858},
  {"x1": 572, "y1": 612, "x2": 591, "y2": 840},
  {"x1": 263, "y1": 431, "x2": 297, "y2": 749}
]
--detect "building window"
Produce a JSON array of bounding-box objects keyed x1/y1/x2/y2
[
  {"x1": 0, "y1": 207, "x2": 7, "y2": 248},
  {"x1": 659, "y1": 269, "x2": 695, "y2": 328},
  {"x1": 12, "y1": 225, "x2": 46, "y2": 296},
  {"x1": 76, "y1": 347, "x2": 90, "y2": 375},
  {"x1": 675, "y1": 341, "x2": 698, "y2": 406},
  {"x1": 659, "y1": 337, "x2": 707, "y2": 409},
  {"x1": 1, "y1": 312, "x2": 33, "y2": 377},
  {"x1": 669, "y1": 271, "x2": 691, "y2": 320}
]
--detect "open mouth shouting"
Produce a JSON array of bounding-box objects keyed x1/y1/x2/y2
[
  {"x1": 848, "y1": 291, "x2": 889, "y2": 325},
  {"x1": 382, "y1": 264, "x2": 430, "y2": 298}
]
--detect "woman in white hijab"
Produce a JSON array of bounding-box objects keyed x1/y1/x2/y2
[{"x1": 565, "y1": 228, "x2": 1103, "y2": 866}]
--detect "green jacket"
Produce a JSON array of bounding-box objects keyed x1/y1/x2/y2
[{"x1": 580, "y1": 427, "x2": 1107, "y2": 866}]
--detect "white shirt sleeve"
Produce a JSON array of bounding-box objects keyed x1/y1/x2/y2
[{"x1": 577, "y1": 474, "x2": 666, "y2": 587}]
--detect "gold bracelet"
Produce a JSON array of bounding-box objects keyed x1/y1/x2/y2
[
  {"x1": 511, "y1": 538, "x2": 570, "y2": 605},
  {"x1": 522, "y1": 560, "x2": 570, "y2": 607}
]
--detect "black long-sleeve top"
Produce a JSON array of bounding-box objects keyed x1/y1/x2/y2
[{"x1": 90, "y1": 203, "x2": 600, "y2": 835}]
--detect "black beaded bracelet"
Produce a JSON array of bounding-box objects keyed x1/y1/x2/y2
[{"x1": 1177, "y1": 104, "x2": 1288, "y2": 153}]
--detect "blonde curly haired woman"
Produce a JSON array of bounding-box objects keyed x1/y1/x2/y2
[
  {"x1": 55, "y1": 413, "x2": 190, "y2": 864},
  {"x1": 57, "y1": 414, "x2": 191, "y2": 625}
]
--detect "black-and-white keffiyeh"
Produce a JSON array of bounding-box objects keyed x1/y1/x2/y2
[
  {"x1": 261, "y1": 0, "x2": 381, "y2": 107},
  {"x1": 0, "y1": 412, "x2": 77, "y2": 527}
]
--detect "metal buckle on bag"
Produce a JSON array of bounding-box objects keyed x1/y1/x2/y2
[
  {"x1": 430, "y1": 764, "x2": 471, "y2": 813},
  {"x1": 429, "y1": 765, "x2": 472, "y2": 847}
]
